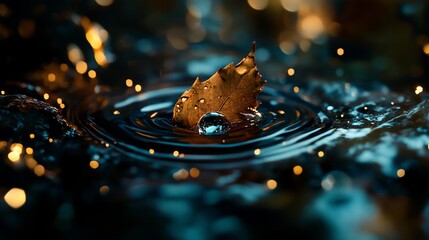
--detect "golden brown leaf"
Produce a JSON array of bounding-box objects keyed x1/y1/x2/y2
[{"x1": 172, "y1": 42, "x2": 266, "y2": 132}]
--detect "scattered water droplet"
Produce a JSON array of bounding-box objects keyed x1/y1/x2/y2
[
  {"x1": 204, "y1": 86, "x2": 208, "y2": 90},
  {"x1": 197, "y1": 112, "x2": 231, "y2": 135},
  {"x1": 76, "y1": 86, "x2": 333, "y2": 167},
  {"x1": 199, "y1": 98, "x2": 205, "y2": 103},
  {"x1": 181, "y1": 97, "x2": 188, "y2": 102}
]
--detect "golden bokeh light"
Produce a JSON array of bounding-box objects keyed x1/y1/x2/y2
[
  {"x1": 34, "y1": 164, "x2": 45, "y2": 176},
  {"x1": 67, "y1": 44, "x2": 83, "y2": 63},
  {"x1": 423, "y1": 43, "x2": 429, "y2": 55},
  {"x1": 173, "y1": 169, "x2": 189, "y2": 180},
  {"x1": 247, "y1": 0, "x2": 269, "y2": 10},
  {"x1": 25, "y1": 156, "x2": 38, "y2": 169},
  {"x1": 415, "y1": 86, "x2": 423, "y2": 95},
  {"x1": 8, "y1": 151, "x2": 20, "y2": 162},
  {"x1": 88, "y1": 70, "x2": 97, "y2": 78},
  {"x1": 94, "y1": 50, "x2": 108, "y2": 66},
  {"x1": 254, "y1": 148, "x2": 261, "y2": 156},
  {"x1": 80, "y1": 17, "x2": 109, "y2": 67},
  {"x1": 85, "y1": 28, "x2": 103, "y2": 49},
  {"x1": 190, "y1": 168, "x2": 200, "y2": 178},
  {"x1": 25, "y1": 147, "x2": 33, "y2": 155},
  {"x1": 90, "y1": 160, "x2": 100, "y2": 169},
  {"x1": 95, "y1": 0, "x2": 114, "y2": 7},
  {"x1": 99, "y1": 185, "x2": 110, "y2": 195},
  {"x1": 299, "y1": 15, "x2": 325, "y2": 40},
  {"x1": 173, "y1": 150, "x2": 179, "y2": 157},
  {"x1": 266, "y1": 179, "x2": 277, "y2": 190},
  {"x1": 293, "y1": 165, "x2": 303, "y2": 175},
  {"x1": 75, "y1": 61, "x2": 88, "y2": 74},
  {"x1": 279, "y1": 41, "x2": 296, "y2": 55},
  {"x1": 60, "y1": 63, "x2": 68, "y2": 71},
  {"x1": 11, "y1": 143, "x2": 23, "y2": 154},
  {"x1": 47, "y1": 73, "x2": 56, "y2": 82},
  {"x1": 281, "y1": 0, "x2": 299, "y2": 12},
  {"x1": 397, "y1": 169, "x2": 405, "y2": 178},
  {"x1": 4, "y1": 188, "x2": 26, "y2": 209},
  {"x1": 125, "y1": 79, "x2": 133, "y2": 87},
  {"x1": 293, "y1": 86, "x2": 300, "y2": 93}
]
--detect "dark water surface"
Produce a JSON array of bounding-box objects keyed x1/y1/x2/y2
[
  {"x1": 71, "y1": 85, "x2": 335, "y2": 168},
  {"x1": 1, "y1": 1, "x2": 429, "y2": 240}
]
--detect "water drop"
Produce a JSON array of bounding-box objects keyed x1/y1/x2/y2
[
  {"x1": 204, "y1": 86, "x2": 208, "y2": 90},
  {"x1": 199, "y1": 98, "x2": 205, "y2": 103},
  {"x1": 197, "y1": 112, "x2": 231, "y2": 135},
  {"x1": 77, "y1": 86, "x2": 333, "y2": 167},
  {"x1": 181, "y1": 97, "x2": 188, "y2": 102}
]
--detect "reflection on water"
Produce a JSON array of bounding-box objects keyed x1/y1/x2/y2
[
  {"x1": 69, "y1": 85, "x2": 335, "y2": 168},
  {"x1": 0, "y1": 0, "x2": 429, "y2": 239}
]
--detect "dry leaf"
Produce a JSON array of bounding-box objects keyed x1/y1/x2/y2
[{"x1": 172, "y1": 42, "x2": 266, "y2": 131}]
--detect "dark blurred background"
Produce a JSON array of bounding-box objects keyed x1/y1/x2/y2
[{"x1": 1, "y1": 0, "x2": 428, "y2": 91}]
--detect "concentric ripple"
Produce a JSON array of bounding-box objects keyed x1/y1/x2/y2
[{"x1": 70, "y1": 86, "x2": 337, "y2": 168}]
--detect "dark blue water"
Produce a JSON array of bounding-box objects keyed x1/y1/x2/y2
[{"x1": 70, "y1": 85, "x2": 335, "y2": 169}]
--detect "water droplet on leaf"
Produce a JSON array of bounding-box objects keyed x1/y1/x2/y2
[
  {"x1": 197, "y1": 112, "x2": 231, "y2": 135},
  {"x1": 172, "y1": 42, "x2": 265, "y2": 131}
]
